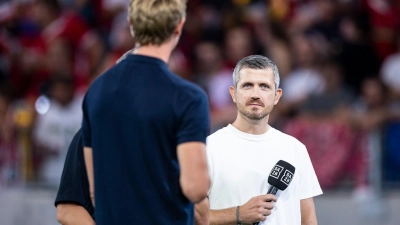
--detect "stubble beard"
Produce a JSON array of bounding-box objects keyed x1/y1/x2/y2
[{"x1": 238, "y1": 106, "x2": 269, "y2": 121}]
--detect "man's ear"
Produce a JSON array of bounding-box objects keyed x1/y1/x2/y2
[
  {"x1": 127, "y1": 16, "x2": 135, "y2": 38},
  {"x1": 174, "y1": 17, "x2": 186, "y2": 36},
  {"x1": 274, "y1": 88, "x2": 283, "y2": 105},
  {"x1": 229, "y1": 86, "x2": 236, "y2": 103}
]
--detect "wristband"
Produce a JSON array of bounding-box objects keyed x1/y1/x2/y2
[{"x1": 236, "y1": 206, "x2": 241, "y2": 225}]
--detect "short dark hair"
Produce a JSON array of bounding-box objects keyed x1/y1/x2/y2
[{"x1": 232, "y1": 55, "x2": 280, "y2": 89}]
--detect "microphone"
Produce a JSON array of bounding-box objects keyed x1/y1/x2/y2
[
  {"x1": 252, "y1": 160, "x2": 296, "y2": 225},
  {"x1": 267, "y1": 160, "x2": 295, "y2": 195}
]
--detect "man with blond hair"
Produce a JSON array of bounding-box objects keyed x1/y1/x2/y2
[{"x1": 81, "y1": 0, "x2": 210, "y2": 224}]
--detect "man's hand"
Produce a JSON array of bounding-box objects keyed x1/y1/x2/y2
[
  {"x1": 195, "y1": 198, "x2": 210, "y2": 225},
  {"x1": 239, "y1": 194, "x2": 277, "y2": 224}
]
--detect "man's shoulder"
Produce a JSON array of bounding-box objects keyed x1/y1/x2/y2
[
  {"x1": 171, "y1": 77, "x2": 208, "y2": 108},
  {"x1": 171, "y1": 75, "x2": 206, "y2": 95},
  {"x1": 84, "y1": 63, "x2": 122, "y2": 97},
  {"x1": 271, "y1": 128, "x2": 306, "y2": 148},
  {"x1": 95, "y1": 63, "x2": 122, "y2": 81},
  {"x1": 207, "y1": 126, "x2": 231, "y2": 141},
  {"x1": 205, "y1": 127, "x2": 231, "y2": 155}
]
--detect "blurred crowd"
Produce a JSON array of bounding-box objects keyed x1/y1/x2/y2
[{"x1": 0, "y1": 0, "x2": 399, "y2": 197}]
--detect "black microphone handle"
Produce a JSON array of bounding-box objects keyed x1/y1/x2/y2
[{"x1": 267, "y1": 185, "x2": 279, "y2": 195}]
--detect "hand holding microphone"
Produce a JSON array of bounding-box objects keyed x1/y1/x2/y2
[
  {"x1": 237, "y1": 194, "x2": 277, "y2": 224},
  {"x1": 239, "y1": 160, "x2": 295, "y2": 225}
]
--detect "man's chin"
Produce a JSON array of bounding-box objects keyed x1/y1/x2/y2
[
  {"x1": 238, "y1": 108, "x2": 267, "y2": 120},
  {"x1": 244, "y1": 112, "x2": 266, "y2": 121}
]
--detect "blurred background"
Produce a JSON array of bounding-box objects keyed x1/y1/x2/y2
[{"x1": 0, "y1": 0, "x2": 399, "y2": 224}]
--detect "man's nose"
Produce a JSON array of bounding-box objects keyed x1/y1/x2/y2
[{"x1": 250, "y1": 87, "x2": 260, "y2": 99}]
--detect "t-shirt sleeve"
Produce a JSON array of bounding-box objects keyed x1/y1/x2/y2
[
  {"x1": 54, "y1": 129, "x2": 94, "y2": 216},
  {"x1": 298, "y1": 144, "x2": 323, "y2": 199},
  {"x1": 176, "y1": 87, "x2": 210, "y2": 144},
  {"x1": 206, "y1": 136, "x2": 214, "y2": 196},
  {"x1": 81, "y1": 93, "x2": 92, "y2": 147}
]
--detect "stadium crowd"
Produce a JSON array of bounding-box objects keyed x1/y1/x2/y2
[{"x1": 0, "y1": 0, "x2": 399, "y2": 198}]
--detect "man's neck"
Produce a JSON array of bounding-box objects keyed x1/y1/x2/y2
[
  {"x1": 133, "y1": 41, "x2": 174, "y2": 63},
  {"x1": 231, "y1": 114, "x2": 270, "y2": 135}
]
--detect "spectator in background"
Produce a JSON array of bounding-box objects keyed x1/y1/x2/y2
[
  {"x1": 336, "y1": 15, "x2": 380, "y2": 94},
  {"x1": 350, "y1": 77, "x2": 390, "y2": 132},
  {"x1": 278, "y1": 33, "x2": 325, "y2": 117},
  {"x1": 0, "y1": 1, "x2": 43, "y2": 180},
  {"x1": 45, "y1": 39, "x2": 73, "y2": 80},
  {"x1": 260, "y1": 20, "x2": 292, "y2": 81},
  {"x1": 33, "y1": 76, "x2": 83, "y2": 187},
  {"x1": 6, "y1": 4, "x2": 48, "y2": 100},
  {"x1": 0, "y1": 84, "x2": 18, "y2": 186},
  {"x1": 308, "y1": 0, "x2": 342, "y2": 44},
  {"x1": 381, "y1": 33, "x2": 400, "y2": 101},
  {"x1": 283, "y1": 61, "x2": 367, "y2": 191},
  {"x1": 344, "y1": 77, "x2": 392, "y2": 200},
  {"x1": 31, "y1": 0, "x2": 105, "y2": 89},
  {"x1": 364, "y1": 0, "x2": 400, "y2": 61},
  {"x1": 223, "y1": 26, "x2": 255, "y2": 69},
  {"x1": 380, "y1": 36, "x2": 400, "y2": 183},
  {"x1": 101, "y1": 0, "x2": 128, "y2": 19},
  {"x1": 299, "y1": 61, "x2": 355, "y2": 115},
  {"x1": 339, "y1": 77, "x2": 400, "y2": 191},
  {"x1": 246, "y1": 2, "x2": 293, "y2": 81},
  {"x1": 193, "y1": 41, "x2": 236, "y2": 132}
]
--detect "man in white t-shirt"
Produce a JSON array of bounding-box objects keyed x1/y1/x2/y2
[{"x1": 195, "y1": 55, "x2": 322, "y2": 225}]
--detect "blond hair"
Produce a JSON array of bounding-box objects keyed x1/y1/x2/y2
[{"x1": 128, "y1": 0, "x2": 187, "y2": 46}]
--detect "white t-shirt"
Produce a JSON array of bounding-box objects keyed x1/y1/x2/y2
[{"x1": 206, "y1": 124, "x2": 323, "y2": 225}]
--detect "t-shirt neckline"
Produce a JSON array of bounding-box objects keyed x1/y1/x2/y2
[
  {"x1": 227, "y1": 124, "x2": 274, "y2": 142},
  {"x1": 125, "y1": 54, "x2": 168, "y2": 68}
]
